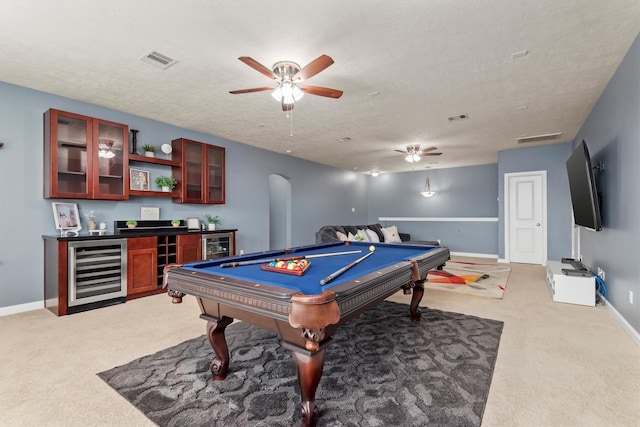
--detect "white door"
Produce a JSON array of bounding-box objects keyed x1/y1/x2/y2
[{"x1": 505, "y1": 171, "x2": 547, "y2": 264}]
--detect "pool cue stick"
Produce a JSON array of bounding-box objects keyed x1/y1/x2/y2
[
  {"x1": 220, "y1": 250, "x2": 362, "y2": 268},
  {"x1": 320, "y1": 249, "x2": 375, "y2": 286}
]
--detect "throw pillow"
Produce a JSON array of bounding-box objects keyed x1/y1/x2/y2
[
  {"x1": 382, "y1": 225, "x2": 402, "y2": 243},
  {"x1": 347, "y1": 232, "x2": 357, "y2": 241},
  {"x1": 356, "y1": 229, "x2": 370, "y2": 241},
  {"x1": 365, "y1": 229, "x2": 380, "y2": 242},
  {"x1": 336, "y1": 231, "x2": 348, "y2": 241}
]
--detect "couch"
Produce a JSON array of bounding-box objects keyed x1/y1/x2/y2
[{"x1": 315, "y1": 223, "x2": 440, "y2": 246}]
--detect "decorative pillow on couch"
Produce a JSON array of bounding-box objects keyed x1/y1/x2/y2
[
  {"x1": 365, "y1": 229, "x2": 380, "y2": 242},
  {"x1": 336, "y1": 231, "x2": 349, "y2": 241},
  {"x1": 381, "y1": 225, "x2": 402, "y2": 243},
  {"x1": 356, "y1": 229, "x2": 370, "y2": 241}
]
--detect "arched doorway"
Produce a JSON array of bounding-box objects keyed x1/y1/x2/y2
[{"x1": 269, "y1": 174, "x2": 291, "y2": 250}]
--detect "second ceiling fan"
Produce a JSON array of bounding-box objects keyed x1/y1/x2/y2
[
  {"x1": 229, "y1": 54, "x2": 343, "y2": 111},
  {"x1": 394, "y1": 145, "x2": 442, "y2": 162}
]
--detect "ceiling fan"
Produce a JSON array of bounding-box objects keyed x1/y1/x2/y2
[
  {"x1": 393, "y1": 145, "x2": 442, "y2": 163},
  {"x1": 229, "y1": 54, "x2": 343, "y2": 111}
]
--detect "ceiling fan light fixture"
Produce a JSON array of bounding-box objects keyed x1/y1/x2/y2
[
  {"x1": 405, "y1": 153, "x2": 420, "y2": 162},
  {"x1": 271, "y1": 81, "x2": 304, "y2": 104}
]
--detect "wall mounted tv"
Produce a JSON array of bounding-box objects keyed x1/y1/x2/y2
[{"x1": 566, "y1": 140, "x2": 602, "y2": 231}]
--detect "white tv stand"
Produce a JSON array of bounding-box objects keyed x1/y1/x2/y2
[{"x1": 546, "y1": 261, "x2": 595, "y2": 306}]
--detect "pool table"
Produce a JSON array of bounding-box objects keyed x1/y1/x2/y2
[{"x1": 164, "y1": 241, "x2": 449, "y2": 426}]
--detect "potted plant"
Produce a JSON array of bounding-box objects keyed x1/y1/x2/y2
[
  {"x1": 203, "y1": 214, "x2": 221, "y2": 231},
  {"x1": 171, "y1": 219, "x2": 181, "y2": 227},
  {"x1": 126, "y1": 219, "x2": 137, "y2": 229},
  {"x1": 154, "y1": 175, "x2": 177, "y2": 192},
  {"x1": 142, "y1": 144, "x2": 156, "y2": 157}
]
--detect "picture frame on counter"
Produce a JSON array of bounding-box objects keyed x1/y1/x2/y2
[{"x1": 51, "y1": 202, "x2": 81, "y2": 236}]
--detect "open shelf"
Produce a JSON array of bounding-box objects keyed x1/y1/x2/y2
[
  {"x1": 129, "y1": 189, "x2": 179, "y2": 197},
  {"x1": 129, "y1": 153, "x2": 180, "y2": 167}
]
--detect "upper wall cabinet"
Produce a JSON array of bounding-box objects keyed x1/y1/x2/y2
[
  {"x1": 171, "y1": 138, "x2": 225, "y2": 204},
  {"x1": 44, "y1": 109, "x2": 129, "y2": 200}
]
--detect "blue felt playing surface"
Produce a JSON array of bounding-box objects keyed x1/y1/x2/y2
[{"x1": 181, "y1": 242, "x2": 437, "y2": 295}]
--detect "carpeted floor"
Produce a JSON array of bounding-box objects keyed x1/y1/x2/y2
[
  {"x1": 426, "y1": 261, "x2": 512, "y2": 299},
  {"x1": 98, "y1": 301, "x2": 503, "y2": 426}
]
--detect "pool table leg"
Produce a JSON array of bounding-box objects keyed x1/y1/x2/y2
[
  {"x1": 205, "y1": 316, "x2": 234, "y2": 380},
  {"x1": 291, "y1": 347, "x2": 327, "y2": 427},
  {"x1": 409, "y1": 279, "x2": 425, "y2": 322}
]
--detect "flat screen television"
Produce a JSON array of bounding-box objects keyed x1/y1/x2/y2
[{"x1": 566, "y1": 140, "x2": 602, "y2": 231}]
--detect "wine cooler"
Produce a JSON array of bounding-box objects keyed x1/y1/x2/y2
[
  {"x1": 67, "y1": 239, "x2": 127, "y2": 310},
  {"x1": 202, "y1": 232, "x2": 234, "y2": 260}
]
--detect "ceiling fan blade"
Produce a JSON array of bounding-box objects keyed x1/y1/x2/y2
[
  {"x1": 238, "y1": 57, "x2": 276, "y2": 79},
  {"x1": 229, "y1": 86, "x2": 273, "y2": 94},
  {"x1": 394, "y1": 149, "x2": 408, "y2": 154},
  {"x1": 300, "y1": 85, "x2": 343, "y2": 98},
  {"x1": 421, "y1": 152, "x2": 442, "y2": 156},
  {"x1": 420, "y1": 147, "x2": 438, "y2": 154},
  {"x1": 293, "y1": 54, "x2": 334, "y2": 81}
]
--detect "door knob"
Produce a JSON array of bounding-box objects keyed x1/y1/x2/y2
[{"x1": 536, "y1": 223, "x2": 541, "y2": 226}]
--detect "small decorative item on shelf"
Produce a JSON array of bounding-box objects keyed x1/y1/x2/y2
[
  {"x1": 142, "y1": 143, "x2": 156, "y2": 158},
  {"x1": 84, "y1": 210, "x2": 97, "y2": 230},
  {"x1": 126, "y1": 219, "x2": 138, "y2": 229},
  {"x1": 154, "y1": 175, "x2": 177, "y2": 192},
  {"x1": 171, "y1": 219, "x2": 181, "y2": 227},
  {"x1": 130, "y1": 129, "x2": 139, "y2": 154},
  {"x1": 203, "y1": 214, "x2": 221, "y2": 231}
]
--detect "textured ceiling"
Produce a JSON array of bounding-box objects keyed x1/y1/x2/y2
[{"x1": 1, "y1": 0, "x2": 638, "y2": 174}]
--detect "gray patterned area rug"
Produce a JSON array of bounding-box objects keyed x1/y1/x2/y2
[{"x1": 98, "y1": 301, "x2": 503, "y2": 427}]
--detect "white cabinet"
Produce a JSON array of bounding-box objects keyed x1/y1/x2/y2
[{"x1": 546, "y1": 261, "x2": 595, "y2": 306}]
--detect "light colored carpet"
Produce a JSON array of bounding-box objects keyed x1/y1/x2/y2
[
  {"x1": 1, "y1": 257, "x2": 639, "y2": 426},
  {"x1": 426, "y1": 261, "x2": 511, "y2": 299}
]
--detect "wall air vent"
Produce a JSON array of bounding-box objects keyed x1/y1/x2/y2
[
  {"x1": 140, "y1": 50, "x2": 179, "y2": 70},
  {"x1": 448, "y1": 114, "x2": 469, "y2": 122},
  {"x1": 516, "y1": 132, "x2": 562, "y2": 144}
]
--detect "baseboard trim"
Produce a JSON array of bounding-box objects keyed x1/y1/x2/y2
[
  {"x1": 599, "y1": 292, "x2": 640, "y2": 348},
  {"x1": 0, "y1": 300, "x2": 44, "y2": 317},
  {"x1": 450, "y1": 251, "x2": 498, "y2": 259}
]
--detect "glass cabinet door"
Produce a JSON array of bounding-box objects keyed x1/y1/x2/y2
[
  {"x1": 94, "y1": 120, "x2": 127, "y2": 199},
  {"x1": 185, "y1": 141, "x2": 204, "y2": 202},
  {"x1": 206, "y1": 145, "x2": 225, "y2": 204},
  {"x1": 47, "y1": 110, "x2": 91, "y2": 198}
]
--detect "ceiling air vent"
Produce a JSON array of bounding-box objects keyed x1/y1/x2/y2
[
  {"x1": 140, "y1": 50, "x2": 178, "y2": 70},
  {"x1": 516, "y1": 132, "x2": 562, "y2": 144},
  {"x1": 448, "y1": 114, "x2": 469, "y2": 122}
]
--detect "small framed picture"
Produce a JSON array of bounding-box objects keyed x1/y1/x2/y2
[
  {"x1": 130, "y1": 168, "x2": 150, "y2": 190},
  {"x1": 140, "y1": 206, "x2": 160, "y2": 220},
  {"x1": 52, "y1": 202, "x2": 81, "y2": 231}
]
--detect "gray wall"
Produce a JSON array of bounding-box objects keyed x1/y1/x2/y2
[
  {"x1": 0, "y1": 82, "x2": 368, "y2": 309},
  {"x1": 367, "y1": 164, "x2": 500, "y2": 254},
  {"x1": 571, "y1": 34, "x2": 639, "y2": 332},
  {"x1": 497, "y1": 143, "x2": 574, "y2": 261}
]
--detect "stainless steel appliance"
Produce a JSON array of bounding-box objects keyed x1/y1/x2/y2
[
  {"x1": 67, "y1": 239, "x2": 127, "y2": 310},
  {"x1": 202, "y1": 232, "x2": 234, "y2": 260}
]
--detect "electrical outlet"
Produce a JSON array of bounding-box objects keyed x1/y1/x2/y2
[
  {"x1": 597, "y1": 267, "x2": 605, "y2": 281},
  {"x1": 630, "y1": 290, "x2": 634, "y2": 305}
]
